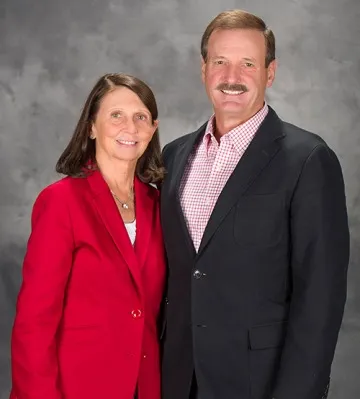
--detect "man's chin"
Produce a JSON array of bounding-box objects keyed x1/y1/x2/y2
[{"x1": 216, "y1": 102, "x2": 246, "y2": 114}]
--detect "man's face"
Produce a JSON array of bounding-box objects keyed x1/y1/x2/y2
[{"x1": 202, "y1": 28, "x2": 276, "y2": 122}]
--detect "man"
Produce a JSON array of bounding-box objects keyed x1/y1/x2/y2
[{"x1": 160, "y1": 9, "x2": 349, "y2": 399}]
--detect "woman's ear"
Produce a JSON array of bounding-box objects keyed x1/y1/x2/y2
[{"x1": 90, "y1": 123, "x2": 96, "y2": 139}]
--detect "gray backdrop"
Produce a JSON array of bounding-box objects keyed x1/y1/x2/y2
[{"x1": 1, "y1": 0, "x2": 359, "y2": 397}]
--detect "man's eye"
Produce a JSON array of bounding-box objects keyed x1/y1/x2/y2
[
  {"x1": 215, "y1": 60, "x2": 224, "y2": 65},
  {"x1": 245, "y1": 62, "x2": 254, "y2": 67},
  {"x1": 111, "y1": 112, "x2": 122, "y2": 118},
  {"x1": 137, "y1": 114, "x2": 147, "y2": 121}
]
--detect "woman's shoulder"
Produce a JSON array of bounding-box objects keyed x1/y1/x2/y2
[
  {"x1": 29, "y1": 176, "x2": 83, "y2": 223},
  {"x1": 35, "y1": 175, "x2": 86, "y2": 204}
]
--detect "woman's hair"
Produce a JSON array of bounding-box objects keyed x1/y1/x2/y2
[{"x1": 56, "y1": 73, "x2": 164, "y2": 184}]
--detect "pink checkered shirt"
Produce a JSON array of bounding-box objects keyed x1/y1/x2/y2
[{"x1": 179, "y1": 103, "x2": 269, "y2": 251}]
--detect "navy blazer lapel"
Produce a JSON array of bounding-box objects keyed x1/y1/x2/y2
[
  {"x1": 168, "y1": 122, "x2": 208, "y2": 256},
  {"x1": 169, "y1": 122, "x2": 208, "y2": 197},
  {"x1": 197, "y1": 107, "x2": 286, "y2": 256},
  {"x1": 86, "y1": 170, "x2": 143, "y2": 297}
]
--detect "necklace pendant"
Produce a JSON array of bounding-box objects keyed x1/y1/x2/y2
[{"x1": 122, "y1": 203, "x2": 129, "y2": 210}]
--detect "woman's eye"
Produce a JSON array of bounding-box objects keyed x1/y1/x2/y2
[
  {"x1": 137, "y1": 114, "x2": 147, "y2": 121},
  {"x1": 111, "y1": 112, "x2": 122, "y2": 118}
]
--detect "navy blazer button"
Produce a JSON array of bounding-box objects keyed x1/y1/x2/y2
[{"x1": 193, "y1": 270, "x2": 202, "y2": 279}]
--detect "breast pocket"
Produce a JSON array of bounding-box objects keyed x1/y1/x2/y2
[{"x1": 233, "y1": 193, "x2": 285, "y2": 248}]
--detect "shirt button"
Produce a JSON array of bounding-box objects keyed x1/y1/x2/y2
[
  {"x1": 205, "y1": 197, "x2": 211, "y2": 205},
  {"x1": 131, "y1": 309, "x2": 142, "y2": 318},
  {"x1": 143, "y1": 354, "x2": 147, "y2": 358},
  {"x1": 193, "y1": 270, "x2": 202, "y2": 279},
  {"x1": 215, "y1": 163, "x2": 222, "y2": 172}
]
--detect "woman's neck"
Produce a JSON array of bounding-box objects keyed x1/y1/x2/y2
[{"x1": 96, "y1": 156, "x2": 136, "y2": 194}]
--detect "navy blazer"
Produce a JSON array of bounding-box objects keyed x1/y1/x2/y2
[{"x1": 160, "y1": 107, "x2": 349, "y2": 399}]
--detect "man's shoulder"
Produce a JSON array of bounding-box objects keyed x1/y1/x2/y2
[
  {"x1": 281, "y1": 120, "x2": 331, "y2": 155},
  {"x1": 267, "y1": 107, "x2": 328, "y2": 153},
  {"x1": 162, "y1": 121, "x2": 207, "y2": 161},
  {"x1": 283, "y1": 121, "x2": 325, "y2": 143},
  {"x1": 163, "y1": 122, "x2": 206, "y2": 151},
  {"x1": 163, "y1": 131, "x2": 195, "y2": 152}
]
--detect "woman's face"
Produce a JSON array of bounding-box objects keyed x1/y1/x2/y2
[{"x1": 91, "y1": 86, "x2": 158, "y2": 165}]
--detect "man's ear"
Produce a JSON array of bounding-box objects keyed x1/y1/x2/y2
[
  {"x1": 201, "y1": 57, "x2": 206, "y2": 84},
  {"x1": 266, "y1": 59, "x2": 277, "y2": 88}
]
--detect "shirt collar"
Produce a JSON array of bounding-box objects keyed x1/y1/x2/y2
[{"x1": 203, "y1": 102, "x2": 269, "y2": 156}]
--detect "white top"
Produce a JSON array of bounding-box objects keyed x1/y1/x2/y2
[{"x1": 125, "y1": 219, "x2": 136, "y2": 246}]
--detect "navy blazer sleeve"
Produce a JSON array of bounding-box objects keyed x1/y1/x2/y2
[{"x1": 272, "y1": 144, "x2": 350, "y2": 399}]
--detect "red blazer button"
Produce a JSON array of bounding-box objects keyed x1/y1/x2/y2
[{"x1": 131, "y1": 309, "x2": 142, "y2": 318}]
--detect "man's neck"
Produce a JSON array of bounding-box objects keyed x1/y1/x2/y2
[{"x1": 213, "y1": 104, "x2": 265, "y2": 140}]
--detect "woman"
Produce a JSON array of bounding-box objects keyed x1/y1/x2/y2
[{"x1": 10, "y1": 73, "x2": 166, "y2": 399}]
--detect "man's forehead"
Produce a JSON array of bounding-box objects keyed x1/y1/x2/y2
[
  {"x1": 209, "y1": 28, "x2": 265, "y2": 44},
  {"x1": 208, "y1": 29, "x2": 266, "y2": 55}
]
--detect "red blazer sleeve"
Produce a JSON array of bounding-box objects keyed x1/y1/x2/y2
[{"x1": 11, "y1": 184, "x2": 74, "y2": 399}]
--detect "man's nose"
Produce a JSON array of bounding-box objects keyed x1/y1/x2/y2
[{"x1": 224, "y1": 64, "x2": 243, "y2": 83}]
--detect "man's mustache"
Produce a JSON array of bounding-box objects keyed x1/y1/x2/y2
[{"x1": 216, "y1": 83, "x2": 248, "y2": 92}]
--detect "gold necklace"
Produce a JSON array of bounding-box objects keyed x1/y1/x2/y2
[{"x1": 110, "y1": 189, "x2": 134, "y2": 210}]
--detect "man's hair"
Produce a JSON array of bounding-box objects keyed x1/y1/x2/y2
[{"x1": 201, "y1": 9, "x2": 276, "y2": 67}]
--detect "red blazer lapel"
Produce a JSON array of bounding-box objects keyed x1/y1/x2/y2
[
  {"x1": 134, "y1": 178, "x2": 155, "y2": 269},
  {"x1": 86, "y1": 170, "x2": 143, "y2": 297}
]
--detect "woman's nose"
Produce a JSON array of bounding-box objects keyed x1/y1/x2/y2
[{"x1": 124, "y1": 117, "x2": 138, "y2": 134}]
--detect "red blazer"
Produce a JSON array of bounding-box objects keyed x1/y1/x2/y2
[{"x1": 10, "y1": 170, "x2": 166, "y2": 399}]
